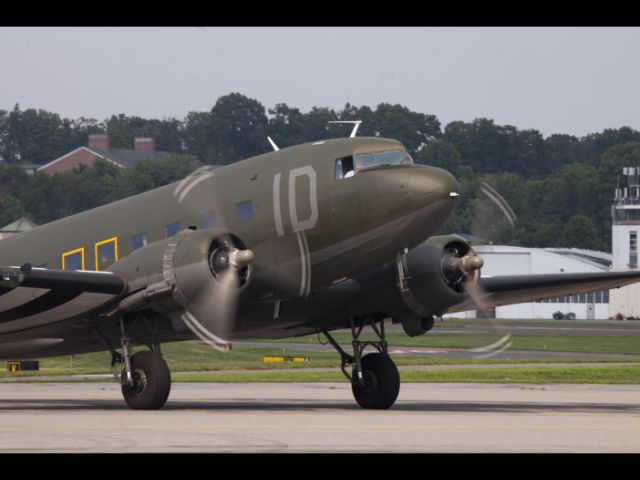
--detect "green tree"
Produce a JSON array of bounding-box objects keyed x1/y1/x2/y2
[
  {"x1": 444, "y1": 118, "x2": 503, "y2": 174},
  {"x1": 2, "y1": 104, "x2": 22, "y2": 164},
  {"x1": 18, "y1": 108, "x2": 71, "y2": 164},
  {"x1": 184, "y1": 111, "x2": 214, "y2": 162},
  {"x1": 209, "y1": 93, "x2": 269, "y2": 164},
  {"x1": 415, "y1": 139, "x2": 466, "y2": 177},
  {"x1": 295, "y1": 106, "x2": 338, "y2": 143},
  {"x1": 371, "y1": 103, "x2": 440, "y2": 156},
  {"x1": 106, "y1": 114, "x2": 150, "y2": 149},
  {"x1": 0, "y1": 194, "x2": 26, "y2": 226},
  {"x1": 557, "y1": 214, "x2": 604, "y2": 250},
  {"x1": 133, "y1": 154, "x2": 202, "y2": 187},
  {"x1": 0, "y1": 109, "x2": 7, "y2": 162},
  {"x1": 338, "y1": 102, "x2": 440, "y2": 156},
  {"x1": 106, "y1": 115, "x2": 184, "y2": 152},
  {"x1": 0, "y1": 164, "x2": 30, "y2": 197},
  {"x1": 579, "y1": 127, "x2": 640, "y2": 167},
  {"x1": 266, "y1": 103, "x2": 310, "y2": 148},
  {"x1": 545, "y1": 134, "x2": 580, "y2": 172}
]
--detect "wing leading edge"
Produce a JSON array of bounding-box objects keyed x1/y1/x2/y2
[
  {"x1": 1, "y1": 264, "x2": 126, "y2": 294},
  {"x1": 447, "y1": 270, "x2": 640, "y2": 313}
]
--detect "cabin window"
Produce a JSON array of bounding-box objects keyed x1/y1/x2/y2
[
  {"x1": 354, "y1": 150, "x2": 412, "y2": 170},
  {"x1": 132, "y1": 232, "x2": 147, "y2": 251},
  {"x1": 335, "y1": 156, "x2": 355, "y2": 180},
  {"x1": 199, "y1": 211, "x2": 217, "y2": 229},
  {"x1": 165, "y1": 222, "x2": 181, "y2": 238},
  {"x1": 236, "y1": 200, "x2": 253, "y2": 220},
  {"x1": 95, "y1": 238, "x2": 118, "y2": 271},
  {"x1": 62, "y1": 248, "x2": 84, "y2": 271}
]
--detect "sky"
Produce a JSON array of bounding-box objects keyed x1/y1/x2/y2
[{"x1": 1, "y1": 27, "x2": 639, "y2": 138}]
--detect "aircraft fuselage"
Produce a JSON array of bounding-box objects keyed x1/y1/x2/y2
[{"x1": 0, "y1": 136, "x2": 459, "y2": 343}]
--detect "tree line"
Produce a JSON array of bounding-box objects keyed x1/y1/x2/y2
[{"x1": 1, "y1": 92, "x2": 640, "y2": 251}]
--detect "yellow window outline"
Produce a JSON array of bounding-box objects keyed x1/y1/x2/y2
[
  {"x1": 94, "y1": 237, "x2": 119, "y2": 271},
  {"x1": 61, "y1": 247, "x2": 85, "y2": 271}
]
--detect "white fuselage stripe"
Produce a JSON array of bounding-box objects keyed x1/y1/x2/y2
[
  {"x1": 295, "y1": 230, "x2": 312, "y2": 297},
  {"x1": 301, "y1": 230, "x2": 311, "y2": 297},
  {"x1": 296, "y1": 231, "x2": 307, "y2": 297},
  {"x1": 177, "y1": 172, "x2": 216, "y2": 204},
  {"x1": 273, "y1": 173, "x2": 285, "y2": 236}
]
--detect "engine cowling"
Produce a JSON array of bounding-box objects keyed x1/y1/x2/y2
[
  {"x1": 402, "y1": 235, "x2": 480, "y2": 316},
  {"x1": 353, "y1": 235, "x2": 481, "y2": 333},
  {"x1": 112, "y1": 228, "x2": 251, "y2": 317}
]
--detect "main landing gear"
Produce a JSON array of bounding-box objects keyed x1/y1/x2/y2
[
  {"x1": 93, "y1": 315, "x2": 171, "y2": 410},
  {"x1": 322, "y1": 316, "x2": 400, "y2": 409}
]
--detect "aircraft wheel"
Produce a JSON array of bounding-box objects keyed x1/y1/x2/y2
[
  {"x1": 121, "y1": 351, "x2": 171, "y2": 410},
  {"x1": 351, "y1": 353, "x2": 400, "y2": 409}
]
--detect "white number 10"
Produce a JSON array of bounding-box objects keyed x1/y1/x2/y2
[{"x1": 273, "y1": 166, "x2": 318, "y2": 236}]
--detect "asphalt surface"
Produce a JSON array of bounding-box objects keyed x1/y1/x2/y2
[{"x1": 1, "y1": 382, "x2": 639, "y2": 452}]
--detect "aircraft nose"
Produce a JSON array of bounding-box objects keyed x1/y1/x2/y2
[{"x1": 409, "y1": 166, "x2": 460, "y2": 208}]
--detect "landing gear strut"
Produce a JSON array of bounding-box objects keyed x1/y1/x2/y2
[
  {"x1": 93, "y1": 314, "x2": 171, "y2": 410},
  {"x1": 323, "y1": 316, "x2": 400, "y2": 409}
]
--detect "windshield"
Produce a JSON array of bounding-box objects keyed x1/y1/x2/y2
[{"x1": 355, "y1": 150, "x2": 413, "y2": 170}]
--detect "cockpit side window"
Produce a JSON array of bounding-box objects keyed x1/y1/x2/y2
[
  {"x1": 355, "y1": 150, "x2": 413, "y2": 170},
  {"x1": 335, "y1": 156, "x2": 355, "y2": 180}
]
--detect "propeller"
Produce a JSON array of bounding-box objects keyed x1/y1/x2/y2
[
  {"x1": 170, "y1": 165, "x2": 265, "y2": 351},
  {"x1": 179, "y1": 242, "x2": 254, "y2": 351},
  {"x1": 460, "y1": 181, "x2": 517, "y2": 358},
  {"x1": 175, "y1": 161, "x2": 312, "y2": 300}
]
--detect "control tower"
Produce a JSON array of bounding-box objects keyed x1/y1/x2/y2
[{"x1": 609, "y1": 167, "x2": 640, "y2": 318}]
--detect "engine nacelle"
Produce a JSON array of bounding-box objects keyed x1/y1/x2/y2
[
  {"x1": 402, "y1": 235, "x2": 479, "y2": 316},
  {"x1": 353, "y1": 235, "x2": 479, "y2": 329},
  {"x1": 112, "y1": 228, "x2": 250, "y2": 316}
]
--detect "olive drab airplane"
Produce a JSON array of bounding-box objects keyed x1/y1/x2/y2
[{"x1": 2, "y1": 122, "x2": 640, "y2": 410}]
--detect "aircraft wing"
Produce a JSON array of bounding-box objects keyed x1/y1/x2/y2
[
  {"x1": 446, "y1": 270, "x2": 640, "y2": 313},
  {"x1": 0, "y1": 264, "x2": 127, "y2": 334}
]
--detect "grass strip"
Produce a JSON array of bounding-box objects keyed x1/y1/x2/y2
[{"x1": 171, "y1": 365, "x2": 640, "y2": 384}]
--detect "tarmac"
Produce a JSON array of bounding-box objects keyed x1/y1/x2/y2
[{"x1": 1, "y1": 382, "x2": 639, "y2": 452}]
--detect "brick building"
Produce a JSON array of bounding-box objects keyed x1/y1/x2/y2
[{"x1": 37, "y1": 134, "x2": 171, "y2": 175}]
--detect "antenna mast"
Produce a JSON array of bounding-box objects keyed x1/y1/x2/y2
[{"x1": 328, "y1": 120, "x2": 362, "y2": 138}]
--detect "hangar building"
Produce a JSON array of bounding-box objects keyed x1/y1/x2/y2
[{"x1": 451, "y1": 245, "x2": 612, "y2": 320}]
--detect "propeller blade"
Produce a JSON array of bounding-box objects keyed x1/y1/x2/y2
[
  {"x1": 470, "y1": 181, "x2": 516, "y2": 244},
  {"x1": 463, "y1": 181, "x2": 518, "y2": 357},
  {"x1": 181, "y1": 267, "x2": 237, "y2": 351},
  {"x1": 180, "y1": 245, "x2": 254, "y2": 352},
  {"x1": 462, "y1": 277, "x2": 513, "y2": 358},
  {"x1": 463, "y1": 275, "x2": 490, "y2": 318}
]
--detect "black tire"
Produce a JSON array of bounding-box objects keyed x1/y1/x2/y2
[
  {"x1": 351, "y1": 353, "x2": 400, "y2": 409},
  {"x1": 121, "y1": 351, "x2": 171, "y2": 410}
]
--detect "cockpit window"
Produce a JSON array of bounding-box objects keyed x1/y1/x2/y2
[
  {"x1": 355, "y1": 150, "x2": 413, "y2": 170},
  {"x1": 335, "y1": 156, "x2": 355, "y2": 180}
]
